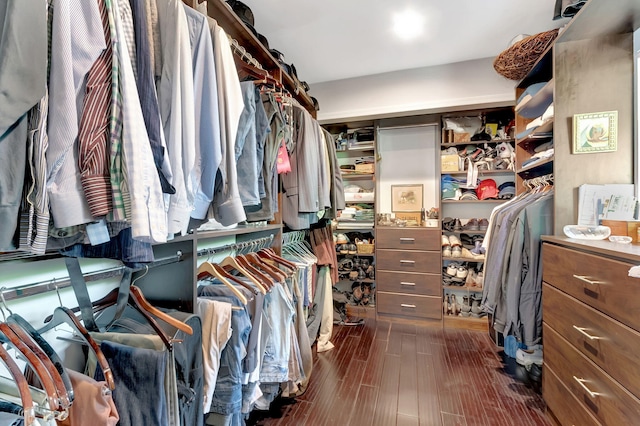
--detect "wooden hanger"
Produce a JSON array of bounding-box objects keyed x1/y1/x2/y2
[
  {"x1": 129, "y1": 286, "x2": 193, "y2": 335},
  {"x1": 197, "y1": 262, "x2": 248, "y2": 305},
  {"x1": 38, "y1": 307, "x2": 116, "y2": 391},
  {"x1": 4, "y1": 321, "x2": 72, "y2": 411},
  {"x1": 245, "y1": 252, "x2": 286, "y2": 282},
  {"x1": 219, "y1": 256, "x2": 267, "y2": 294},
  {"x1": 235, "y1": 255, "x2": 275, "y2": 290},
  {"x1": 0, "y1": 323, "x2": 62, "y2": 416},
  {"x1": 0, "y1": 344, "x2": 36, "y2": 425},
  {"x1": 258, "y1": 248, "x2": 297, "y2": 273}
]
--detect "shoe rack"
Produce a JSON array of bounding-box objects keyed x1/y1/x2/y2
[
  {"x1": 327, "y1": 121, "x2": 377, "y2": 318},
  {"x1": 439, "y1": 107, "x2": 516, "y2": 330}
]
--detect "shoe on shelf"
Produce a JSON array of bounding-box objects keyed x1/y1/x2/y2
[
  {"x1": 475, "y1": 272, "x2": 484, "y2": 289},
  {"x1": 478, "y1": 218, "x2": 489, "y2": 231},
  {"x1": 442, "y1": 217, "x2": 455, "y2": 232},
  {"x1": 452, "y1": 246, "x2": 462, "y2": 258},
  {"x1": 442, "y1": 235, "x2": 452, "y2": 257},
  {"x1": 470, "y1": 295, "x2": 482, "y2": 314},
  {"x1": 463, "y1": 218, "x2": 479, "y2": 231},
  {"x1": 446, "y1": 263, "x2": 459, "y2": 277},
  {"x1": 348, "y1": 243, "x2": 357, "y2": 254},
  {"x1": 336, "y1": 233, "x2": 348, "y2": 244},
  {"x1": 471, "y1": 240, "x2": 486, "y2": 255},
  {"x1": 453, "y1": 218, "x2": 463, "y2": 231},
  {"x1": 449, "y1": 294, "x2": 458, "y2": 316},
  {"x1": 448, "y1": 234, "x2": 462, "y2": 247},
  {"x1": 456, "y1": 265, "x2": 468, "y2": 279},
  {"x1": 462, "y1": 247, "x2": 484, "y2": 260}
]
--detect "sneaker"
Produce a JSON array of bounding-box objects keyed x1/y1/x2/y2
[
  {"x1": 453, "y1": 218, "x2": 463, "y2": 231},
  {"x1": 463, "y1": 218, "x2": 479, "y2": 231},
  {"x1": 516, "y1": 346, "x2": 543, "y2": 367},
  {"x1": 348, "y1": 243, "x2": 357, "y2": 254},
  {"x1": 456, "y1": 265, "x2": 468, "y2": 279},
  {"x1": 478, "y1": 218, "x2": 489, "y2": 231},
  {"x1": 336, "y1": 233, "x2": 348, "y2": 244}
]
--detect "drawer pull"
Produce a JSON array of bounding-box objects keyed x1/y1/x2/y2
[
  {"x1": 400, "y1": 304, "x2": 416, "y2": 308},
  {"x1": 400, "y1": 282, "x2": 416, "y2": 286},
  {"x1": 400, "y1": 260, "x2": 416, "y2": 264},
  {"x1": 573, "y1": 376, "x2": 601, "y2": 398},
  {"x1": 399, "y1": 238, "x2": 415, "y2": 242},
  {"x1": 573, "y1": 325, "x2": 602, "y2": 340},
  {"x1": 573, "y1": 275, "x2": 602, "y2": 285}
]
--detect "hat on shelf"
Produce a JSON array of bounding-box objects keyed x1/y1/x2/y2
[
  {"x1": 498, "y1": 182, "x2": 516, "y2": 199},
  {"x1": 476, "y1": 179, "x2": 499, "y2": 200},
  {"x1": 460, "y1": 190, "x2": 479, "y2": 201}
]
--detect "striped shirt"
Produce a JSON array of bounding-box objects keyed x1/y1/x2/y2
[{"x1": 77, "y1": 0, "x2": 113, "y2": 217}]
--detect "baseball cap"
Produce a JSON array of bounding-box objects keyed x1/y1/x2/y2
[
  {"x1": 460, "y1": 190, "x2": 479, "y2": 201},
  {"x1": 498, "y1": 182, "x2": 516, "y2": 199},
  {"x1": 476, "y1": 179, "x2": 499, "y2": 200}
]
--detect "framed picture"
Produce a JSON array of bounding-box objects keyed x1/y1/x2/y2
[
  {"x1": 391, "y1": 184, "x2": 423, "y2": 212},
  {"x1": 573, "y1": 111, "x2": 618, "y2": 154}
]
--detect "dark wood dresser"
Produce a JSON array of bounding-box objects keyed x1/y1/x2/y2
[
  {"x1": 375, "y1": 227, "x2": 441, "y2": 321},
  {"x1": 542, "y1": 236, "x2": 640, "y2": 425}
]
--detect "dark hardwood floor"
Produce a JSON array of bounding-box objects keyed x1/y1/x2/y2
[{"x1": 249, "y1": 316, "x2": 550, "y2": 426}]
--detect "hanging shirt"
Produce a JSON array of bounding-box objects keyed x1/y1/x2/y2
[
  {"x1": 183, "y1": 6, "x2": 222, "y2": 221},
  {"x1": 112, "y1": 0, "x2": 167, "y2": 243},
  {"x1": 156, "y1": 0, "x2": 196, "y2": 236},
  {"x1": 47, "y1": 0, "x2": 105, "y2": 228},
  {"x1": 207, "y1": 18, "x2": 246, "y2": 226}
]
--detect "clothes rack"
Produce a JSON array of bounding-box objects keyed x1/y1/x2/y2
[
  {"x1": 0, "y1": 251, "x2": 184, "y2": 303},
  {"x1": 196, "y1": 234, "x2": 275, "y2": 258}
]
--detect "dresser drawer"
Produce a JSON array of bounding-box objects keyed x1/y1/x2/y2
[
  {"x1": 543, "y1": 243, "x2": 640, "y2": 332},
  {"x1": 543, "y1": 283, "x2": 640, "y2": 400},
  {"x1": 376, "y1": 249, "x2": 440, "y2": 274},
  {"x1": 543, "y1": 364, "x2": 601, "y2": 426},
  {"x1": 376, "y1": 270, "x2": 440, "y2": 296},
  {"x1": 376, "y1": 292, "x2": 441, "y2": 320},
  {"x1": 544, "y1": 324, "x2": 640, "y2": 425},
  {"x1": 376, "y1": 227, "x2": 439, "y2": 250}
]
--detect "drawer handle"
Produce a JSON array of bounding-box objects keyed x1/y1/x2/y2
[
  {"x1": 573, "y1": 376, "x2": 601, "y2": 398},
  {"x1": 400, "y1": 304, "x2": 416, "y2": 308},
  {"x1": 573, "y1": 275, "x2": 603, "y2": 285},
  {"x1": 400, "y1": 260, "x2": 416, "y2": 264},
  {"x1": 399, "y1": 238, "x2": 415, "y2": 242},
  {"x1": 400, "y1": 282, "x2": 416, "y2": 286},
  {"x1": 573, "y1": 325, "x2": 602, "y2": 340}
]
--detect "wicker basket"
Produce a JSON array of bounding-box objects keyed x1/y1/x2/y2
[
  {"x1": 357, "y1": 243, "x2": 375, "y2": 254},
  {"x1": 493, "y1": 29, "x2": 559, "y2": 80}
]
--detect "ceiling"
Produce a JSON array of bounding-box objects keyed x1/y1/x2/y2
[{"x1": 239, "y1": 0, "x2": 567, "y2": 84}]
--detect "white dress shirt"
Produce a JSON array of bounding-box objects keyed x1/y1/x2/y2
[{"x1": 156, "y1": 0, "x2": 196, "y2": 236}]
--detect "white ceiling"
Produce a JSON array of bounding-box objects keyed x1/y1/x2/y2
[{"x1": 239, "y1": 0, "x2": 567, "y2": 84}]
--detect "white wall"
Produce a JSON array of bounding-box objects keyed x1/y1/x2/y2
[{"x1": 313, "y1": 57, "x2": 515, "y2": 122}]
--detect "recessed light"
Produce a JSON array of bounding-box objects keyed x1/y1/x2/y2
[{"x1": 392, "y1": 9, "x2": 424, "y2": 41}]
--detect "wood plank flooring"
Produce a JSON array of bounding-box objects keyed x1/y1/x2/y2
[{"x1": 248, "y1": 318, "x2": 550, "y2": 426}]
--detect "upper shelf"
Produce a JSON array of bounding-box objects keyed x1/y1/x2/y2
[
  {"x1": 204, "y1": 0, "x2": 316, "y2": 114},
  {"x1": 441, "y1": 138, "x2": 514, "y2": 147},
  {"x1": 556, "y1": 0, "x2": 640, "y2": 43}
]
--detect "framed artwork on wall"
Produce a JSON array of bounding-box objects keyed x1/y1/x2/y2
[
  {"x1": 573, "y1": 111, "x2": 618, "y2": 154},
  {"x1": 391, "y1": 184, "x2": 423, "y2": 212}
]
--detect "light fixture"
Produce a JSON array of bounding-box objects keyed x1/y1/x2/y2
[{"x1": 392, "y1": 9, "x2": 424, "y2": 41}]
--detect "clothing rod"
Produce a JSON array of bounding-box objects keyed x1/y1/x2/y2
[
  {"x1": 196, "y1": 234, "x2": 275, "y2": 258},
  {"x1": 1, "y1": 251, "x2": 184, "y2": 303}
]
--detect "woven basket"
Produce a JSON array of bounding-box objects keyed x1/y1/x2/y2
[
  {"x1": 493, "y1": 29, "x2": 559, "y2": 80},
  {"x1": 357, "y1": 243, "x2": 374, "y2": 254}
]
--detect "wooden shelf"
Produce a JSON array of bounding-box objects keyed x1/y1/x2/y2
[
  {"x1": 340, "y1": 173, "x2": 375, "y2": 180},
  {"x1": 442, "y1": 285, "x2": 483, "y2": 292},
  {"x1": 441, "y1": 138, "x2": 514, "y2": 147},
  {"x1": 443, "y1": 314, "x2": 489, "y2": 331},
  {"x1": 517, "y1": 157, "x2": 554, "y2": 175},
  {"x1": 336, "y1": 146, "x2": 375, "y2": 153},
  {"x1": 194, "y1": 224, "x2": 282, "y2": 239},
  {"x1": 336, "y1": 252, "x2": 375, "y2": 258},
  {"x1": 442, "y1": 229, "x2": 487, "y2": 235},
  {"x1": 443, "y1": 169, "x2": 514, "y2": 177},
  {"x1": 442, "y1": 256, "x2": 485, "y2": 262}
]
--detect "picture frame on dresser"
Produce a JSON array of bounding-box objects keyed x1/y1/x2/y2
[{"x1": 391, "y1": 184, "x2": 423, "y2": 212}]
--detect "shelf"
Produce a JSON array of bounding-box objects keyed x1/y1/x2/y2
[
  {"x1": 556, "y1": 0, "x2": 640, "y2": 43},
  {"x1": 341, "y1": 173, "x2": 375, "y2": 180},
  {"x1": 442, "y1": 229, "x2": 487, "y2": 235},
  {"x1": 515, "y1": 120, "x2": 553, "y2": 143},
  {"x1": 336, "y1": 146, "x2": 375, "y2": 153},
  {"x1": 336, "y1": 226, "x2": 375, "y2": 232},
  {"x1": 442, "y1": 169, "x2": 514, "y2": 177},
  {"x1": 442, "y1": 256, "x2": 486, "y2": 262},
  {"x1": 517, "y1": 157, "x2": 554, "y2": 176},
  {"x1": 516, "y1": 79, "x2": 554, "y2": 119},
  {"x1": 336, "y1": 252, "x2": 375, "y2": 258},
  {"x1": 192, "y1": 224, "x2": 282, "y2": 239},
  {"x1": 443, "y1": 315, "x2": 489, "y2": 329},
  {"x1": 441, "y1": 138, "x2": 514, "y2": 147},
  {"x1": 442, "y1": 285, "x2": 483, "y2": 292},
  {"x1": 441, "y1": 199, "x2": 505, "y2": 204}
]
